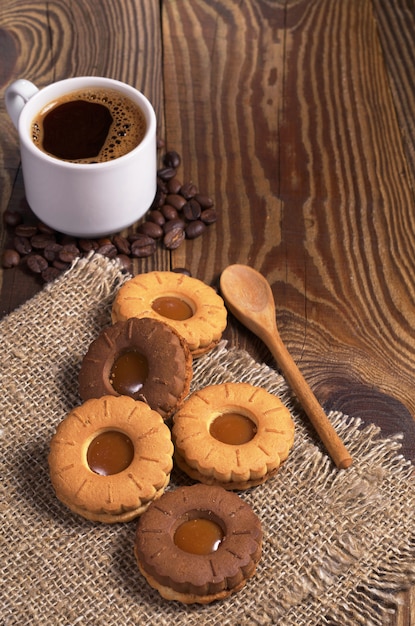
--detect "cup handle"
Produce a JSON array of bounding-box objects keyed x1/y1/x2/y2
[{"x1": 5, "y1": 79, "x2": 39, "y2": 128}]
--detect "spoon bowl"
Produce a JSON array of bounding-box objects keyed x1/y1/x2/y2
[{"x1": 220, "y1": 264, "x2": 353, "y2": 469}]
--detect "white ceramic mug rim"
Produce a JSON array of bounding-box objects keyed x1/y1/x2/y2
[{"x1": 17, "y1": 76, "x2": 157, "y2": 170}]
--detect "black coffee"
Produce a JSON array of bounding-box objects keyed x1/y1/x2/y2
[{"x1": 32, "y1": 88, "x2": 147, "y2": 163}]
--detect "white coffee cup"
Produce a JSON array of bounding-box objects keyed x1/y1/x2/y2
[{"x1": 5, "y1": 76, "x2": 157, "y2": 237}]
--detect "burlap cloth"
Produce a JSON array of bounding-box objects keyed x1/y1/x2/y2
[{"x1": 1, "y1": 254, "x2": 415, "y2": 626}]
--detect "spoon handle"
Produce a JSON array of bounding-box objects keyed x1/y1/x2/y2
[{"x1": 263, "y1": 329, "x2": 353, "y2": 469}]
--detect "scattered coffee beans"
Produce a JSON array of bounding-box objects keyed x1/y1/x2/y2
[
  {"x1": 2, "y1": 148, "x2": 217, "y2": 282},
  {"x1": 185, "y1": 220, "x2": 206, "y2": 239},
  {"x1": 2, "y1": 249, "x2": 20, "y2": 269},
  {"x1": 163, "y1": 226, "x2": 186, "y2": 250},
  {"x1": 26, "y1": 253, "x2": 49, "y2": 274}
]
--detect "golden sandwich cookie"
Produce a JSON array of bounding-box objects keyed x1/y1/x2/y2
[
  {"x1": 111, "y1": 271, "x2": 227, "y2": 357},
  {"x1": 172, "y1": 382, "x2": 294, "y2": 490},
  {"x1": 48, "y1": 395, "x2": 173, "y2": 523}
]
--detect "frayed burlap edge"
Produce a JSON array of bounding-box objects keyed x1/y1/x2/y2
[{"x1": 1, "y1": 254, "x2": 415, "y2": 626}]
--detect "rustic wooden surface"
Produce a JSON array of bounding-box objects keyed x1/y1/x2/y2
[{"x1": 1, "y1": 0, "x2": 415, "y2": 622}]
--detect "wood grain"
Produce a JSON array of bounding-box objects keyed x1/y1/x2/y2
[
  {"x1": 161, "y1": 3, "x2": 415, "y2": 613},
  {"x1": 1, "y1": 0, "x2": 415, "y2": 622},
  {"x1": 277, "y1": 0, "x2": 415, "y2": 455},
  {"x1": 162, "y1": 0, "x2": 415, "y2": 460},
  {"x1": 372, "y1": 0, "x2": 415, "y2": 182},
  {"x1": 162, "y1": 0, "x2": 285, "y2": 280}
]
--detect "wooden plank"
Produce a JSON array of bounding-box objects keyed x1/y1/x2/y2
[
  {"x1": 369, "y1": 6, "x2": 415, "y2": 619},
  {"x1": 162, "y1": 0, "x2": 285, "y2": 271},
  {"x1": 162, "y1": 0, "x2": 415, "y2": 461},
  {"x1": 372, "y1": 0, "x2": 415, "y2": 180},
  {"x1": 277, "y1": 0, "x2": 415, "y2": 456},
  {"x1": 162, "y1": 0, "x2": 287, "y2": 364}
]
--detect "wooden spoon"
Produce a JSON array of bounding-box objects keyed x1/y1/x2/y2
[{"x1": 220, "y1": 264, "x2": 353, "y2": 469}]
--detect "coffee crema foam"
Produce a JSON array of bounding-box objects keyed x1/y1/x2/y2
[{"x1": 31, "y1": 88, "x2": 147, "y2": 164}]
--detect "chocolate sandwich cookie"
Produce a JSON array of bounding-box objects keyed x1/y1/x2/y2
[
  {"x1": 111, "y1": 271, "x2": 227, "y2": 357},
  {"x1": 78, "y1": 317, "x2": 192, "y2": 420},
  {"x1": 134, "y1": 484, "x2": 262, "y2": 603}
]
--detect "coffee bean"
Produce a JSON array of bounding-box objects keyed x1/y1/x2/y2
[
  {"x1": 113, "y1": 235, "x2": 131, "y2": 255},
  {"x1": 53, "y1": 259, "x2": 70, "y2": 271},
  {"x1": 128, "y1": 233, "x2": 148, "y2": 244},
  {"x1": 167, "y1": 177, "x2": 182, "y2": 194},
  {"x1": 41, "y1": 266, "x2": 61, "y2": 283},
  {"x1": 172, "y1": 267, "x2": 192, "y2": 277},
  {"x1": 59, "y1": 244, "x2": 80, "y2": 263},
  {"x1": 148, "y1": 210, "x2": 165, "y2": 227},
  {"x1": 163, "y1": 150, "x2": 181, "y2": 169},
  {"x1": 131, "y1": 241, "x2": 157, "y2": 257},
  {"x1": 116, "y1": 254, "x2": 133, "y2": 273},
  {"x1": 151, "y1": 188, "x2": 167, "y2": 209},
  {"x1": 185, "y1": 220, "x2": 206, "y2": 239},
  {"x1": 2, "y1": 249, "x2": 20, "y2": 268},
  {"x1": 97, "y1": 237, "x2": 112, "y2": 246},
  {"x1": 78, "y1": 239, "x2": 99, "y2": 253},
  {"x1": 3, "y1": 210, "x2": 22, "y2": 227},
  {"x1": 30, "y1": 233, "x2": 56, "y2": 249},
  {"x1": 44, "y1": 242, "x2": 63, "y2": 261},
  {"x1": 194, "y1": 194, "x2": 214, "y2": 208},
  {"x1": 166, "y1": 194, "x2": 187, "y2": 211},
  {"x1": 14, "y1": 235, "x2": 32, "y2": 255},
  {"x1": 137, "y1": 221, "x2": 163, "y2": 239},
  {"x1": 156, "y1": 177, "x2": 169, "y2": 194},
  {"x1": 26, "y1": 253, "x2": 48, "y2": 274},
  {"x1": 130, "y1": 235, "x2": 157, "y2": 257},
  {"x1": 15, "y1": 224, "x2": 38, "y2": 238},
  {"x1": 163, "y1": 226, "x2": 185, "y2": 250},
  {"x1": 161, "y1": 204, "x2": 179, "y2": 221},
  {"x1": 180, "y1": 182, "x2": 198, "y2": 199},
  {"x1": 129, "y1": 233, "x2": 155, "y2": 246},
  {"x1": 163, "y1": 218, "x2": 186, "y2": 234},
  {"x1": 157, "y1": 167, "x2": 177, "y2": 181},
  {"x1": 183, "y1": 199, "x2": 201, "y2": 221},
  {"x1": 200, "y1": 208, "x2": 218, "y2": 224},
  {"x1": 136, "y1": 244, "x2": 156, "y2": 258},
  {"x1": 96, "y1": 243, "x2": 118, "y2": 258}
]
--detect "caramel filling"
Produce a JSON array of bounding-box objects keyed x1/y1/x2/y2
[
  {"x1": 152, "y1": 296, "x2": 193, "y2": 321},
  {"x1": 87, "y1": 430, "x2": 134, "y2": 476},
  {"x1": 109, "y1": 350, "x2": 149, "y2": 396},
  {"x1": 210, "y1": 412, "x2": 257, "y2": 445},
  {"x1": 174, "y1": 518, "x2": 224, "y2": 555}
]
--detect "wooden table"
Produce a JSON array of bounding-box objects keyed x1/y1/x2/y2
[{"x1": 1, "y1": 0, "x2": 414, "y2": 622}]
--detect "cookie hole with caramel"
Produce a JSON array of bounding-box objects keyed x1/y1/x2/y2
[
  {"x1": 209, "y1": 411, "x2": 258, "y2": 445},
  {"x1": 173, "y1": 510, "x2": 225, "y2": 555},
  {"x1": 151, "y1": 295, "x2": 194, "y2": 321},
  {"x1": 86, "y1": 429, "x2": 135, "y2": 476},
  {"x1": 109, "y1": 349, "x2": 149, "y2": 396}
]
